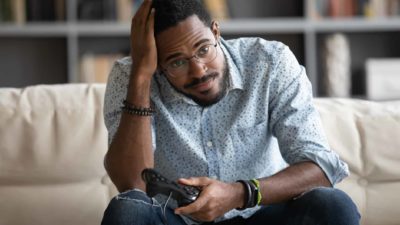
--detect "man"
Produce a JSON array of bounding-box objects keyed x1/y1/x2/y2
[{"x1": 101, "y1": 0, "x2": 360, "y2": 224}]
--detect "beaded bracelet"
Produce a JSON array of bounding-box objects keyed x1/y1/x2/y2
[{"x1": 121, "y1": 100, "x2": 155, "y2": 116}]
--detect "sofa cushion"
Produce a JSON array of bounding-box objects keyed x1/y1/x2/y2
[
  {"x1": 315, "y1": 98, "x2": 400, "y2": 225},
  {"x1": 0, "y1": 84, "x2": 117, "y2": 225}
]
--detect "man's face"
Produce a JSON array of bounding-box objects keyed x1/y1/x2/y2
[{"x1": 156, "y1": 15, "x2": 227, "y2": 107}]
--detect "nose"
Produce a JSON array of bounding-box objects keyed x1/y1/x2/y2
[{"x1": 188, "y1": 59, "x2": 207, "y2": 78}]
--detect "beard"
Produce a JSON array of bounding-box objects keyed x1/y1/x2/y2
[{"x1": 171, "y1": 61, "x2": 229, "y2": 107}]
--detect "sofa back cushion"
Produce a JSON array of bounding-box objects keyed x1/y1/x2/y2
[
  {"x1": 0, "y1": 84, "x2": 117, "y2": 225},
  {"x1": 315, "y1": 98, "x2": 400, "y2": 225}
]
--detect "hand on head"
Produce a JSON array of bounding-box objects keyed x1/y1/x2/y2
[{"x1": 130, "y1": 0, "x2": 157, "y2": 79}]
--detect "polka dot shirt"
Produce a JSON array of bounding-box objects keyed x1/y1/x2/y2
[{"x1": 103, "y1": 37, "x2": 349, "y2": 223}]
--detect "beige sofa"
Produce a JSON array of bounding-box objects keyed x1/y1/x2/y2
[{"x1": 0, "y1": 84, "x2": 399, "y2": 225}]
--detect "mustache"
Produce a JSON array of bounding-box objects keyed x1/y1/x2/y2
[{"x1": 184, "y1": 72, "x2": 219, "y2": 89}]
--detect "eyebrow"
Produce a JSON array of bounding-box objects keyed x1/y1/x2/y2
[{"x1": 164, "y1": 38, "x2": 212, "y2": 63}]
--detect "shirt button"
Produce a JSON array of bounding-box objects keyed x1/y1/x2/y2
[{"x1": 207, "y1": 141, "x2": 213, "y2": 147}]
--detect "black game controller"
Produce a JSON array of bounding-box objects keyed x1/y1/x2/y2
[{"x1": 141, "y1": 168, "x2": 200, "y2": 207}]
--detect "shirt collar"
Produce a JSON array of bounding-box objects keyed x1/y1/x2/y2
[
  {"x1": 220, "y1": 38, "x2": 244, "y2": 92},
  {"x1": 153, "y1": 38, "x2": 244, "y2": 105}
]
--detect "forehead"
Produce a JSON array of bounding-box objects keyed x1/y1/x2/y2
[{"x1": 156, "y1": 15, "x2": 213, "y2": 57}]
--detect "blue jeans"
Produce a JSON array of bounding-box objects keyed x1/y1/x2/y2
[{"x1": 101, "y1": 187, "x2": 360, "y2": 225}]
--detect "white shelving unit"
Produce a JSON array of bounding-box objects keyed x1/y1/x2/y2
[{"x1": 1, "y1": 0, "x2": 399, "y2": 97}]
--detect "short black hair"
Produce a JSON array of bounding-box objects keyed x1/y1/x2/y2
[{"x1": 152, "y1": 0, "x2": 212, "y2": 36}]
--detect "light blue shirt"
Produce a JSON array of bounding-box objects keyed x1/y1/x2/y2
[{"x1": 104, "y1": 37, "x2": 349, "y2": 223}]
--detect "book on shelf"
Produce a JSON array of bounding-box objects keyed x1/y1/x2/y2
[
  {"x1": 202, "y1": 0, "x2": 230, "y2": 20},
  {"x1": 54, "y1": 0, "x2": 65, "y2": 21},
  {"x1": 115, "y1": 0, "x2": 143, "y2": 22},
  {"x1": 369, "y1": 0, "x2": 400, "y2": 17},
  {"x1": 388, "y1": 0, "x2": 400, "y2": 16},
  {"x1": 0, "y1": 0, "x2": 13, "y2": 22},
  {"x1": 11, "y1": 0, "x2": 26, "y2": 24},
  {"x1": 116, "y1": 0, "x2": 132, "y2": 22},
  {"x1": 27, "y1": 0, "x2": 58, "y2": 21},
  {"x1": 366, "y1": 58, "x2": 400, "y2": 100},
  {"x1": 79, "y1": 53, "x2": 123, "y2": 83},
  {"x1": 0, "y1": 0, "x2": 65, "y2": 23},
  {"x1": 1, "y1": 0, "x2": 27, "y2": 23},
  {"x1": 78, "y1": 0, "x2": 116, "y2": 21},
  {"x1": 309, "y1": 0, "x2": 400, "y2": 19},
  {"x1": 329, "y1": 0, "x2": 356, "y2": 17}
]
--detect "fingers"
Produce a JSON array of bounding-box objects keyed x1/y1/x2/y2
[
  {"x1": 175, "y1": 193, "x2": 208, "y2": 215},
  {"x1": 133, "y1": 0, "x2": 153, "y2": 24},
  {"x1": 146, "y1": 8, "x2": 155, "y2": 33},
  {"x1": 175, "y1": 177, "x2": 211, "y2": 215},
  {"x1": 129, "y1": 0, "x2": 157, "y2": 78},
  {"x1": 175, "y1": 178, "x2": 232, "y2": 222},
  {"x1": 132, "y1": 0, "x2": 154, "y2": 37},
  {"x1": 178, "y1": 177, "x2": 212, "y2": 187},
  {"x1": 175, "y1": 177, "x2": 214, "y2": 218}
]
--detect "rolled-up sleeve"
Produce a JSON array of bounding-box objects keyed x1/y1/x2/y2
[
  {"x1": 103, "y1": 58, "x2": 157, "y2": 150},
  {"x1": 103, "y1": 60, "x2": 129, "y2": 146},
  {"x1": 268, "y1": 46, "x2": 349, "y2": 186}
]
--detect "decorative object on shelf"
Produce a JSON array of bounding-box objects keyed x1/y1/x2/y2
[
  {"x1": 366, "y1": 58, "x2": 400, "y2": 100},
  {"x1": 321, "y1": 33, "x2": 351, "y2": 97}
]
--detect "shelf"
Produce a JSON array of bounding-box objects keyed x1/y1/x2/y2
[
  {"x1": 0, "y1": 22, "x2": 130, "y2": 36},
  {"x1": 0, "y1": 22, "x2": 69, "y2": 36},
  {"x1": 309, "y1": 18, "x2": 400, "y2": 32},
  {"x1": 1, "y1": 18, "x2": 400, "y2": 36},
  {"x1": 75, "y1": 22, "x2": 130, "y2": 36},
  {"x1": 220, "y1": 18, "x2": 400, "y2": 34},
  {"x1": 220, "y1": 18, "x2": 306, "y2": 34}
]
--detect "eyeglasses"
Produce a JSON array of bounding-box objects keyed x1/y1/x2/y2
[{"x1": 162, "y1": 42, "x2": 218, "y2": 78}]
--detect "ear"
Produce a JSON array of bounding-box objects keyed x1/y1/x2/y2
[{"x1": 211, "y1": 20, "x2": 220, "y2": 41}]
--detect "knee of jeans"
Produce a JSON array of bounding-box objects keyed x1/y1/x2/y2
[
  {"x1": 116, "y1": 189, "x2": 153, "y2": 202},
  {"x1": 101, "y1": 189, "x2": 162, "y2": 225},
  {"x1": 303, "y1": 187, "x2": 359, "y2": 215}
]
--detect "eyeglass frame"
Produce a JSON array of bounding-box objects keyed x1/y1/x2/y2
[{"x1": 160, "y1": 40, "x2": 219, "y2": 78}]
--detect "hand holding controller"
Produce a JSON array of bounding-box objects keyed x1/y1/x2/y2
[{"x1": 141, "y1": 168, "x2": 201, "y2": 207}]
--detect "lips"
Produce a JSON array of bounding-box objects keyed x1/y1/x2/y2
[
  {"x1": 184, "y1": 72, "x2": 218, "y2": 91},
  {"x1": 191, "y1": 78, "x2": 213, "y2": 92}
]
